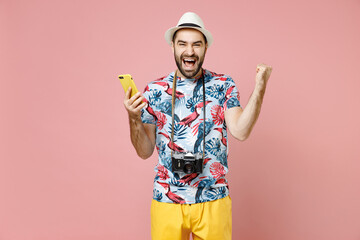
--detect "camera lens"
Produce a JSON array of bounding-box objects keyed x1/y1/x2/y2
[{"x1": 183, "y1": 163, "x2": 194, "y2": 174}]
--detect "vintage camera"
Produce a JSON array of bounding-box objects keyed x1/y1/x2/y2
[{"x1": 172, "y1": 152, "x2": 203, "y2": 174}]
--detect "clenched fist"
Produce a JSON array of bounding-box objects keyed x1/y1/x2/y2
[{"x1": 255, "y1": 63, "x2": 272, "y2": 86}]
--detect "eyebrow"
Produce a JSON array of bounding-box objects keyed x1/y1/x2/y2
[{"x1": 177, "y1": 40, "x2": 204, "y2": 45}]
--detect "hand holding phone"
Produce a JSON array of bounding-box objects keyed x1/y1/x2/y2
[{"x1": 120, "y1": 74, "x2": 147, "y2": 120}]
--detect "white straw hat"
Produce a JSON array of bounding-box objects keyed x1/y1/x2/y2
[{"x1": 164, "y1": 12, "x2": 213, "y2": 47}]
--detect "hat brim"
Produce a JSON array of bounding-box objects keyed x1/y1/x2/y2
[{"x1": 164, "y1": 26, "x2": 213, "y2": 47}]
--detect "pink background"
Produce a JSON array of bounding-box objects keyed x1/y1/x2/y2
[{"x1": 1, "y1": 0, "x2": 360, "y2": 239}]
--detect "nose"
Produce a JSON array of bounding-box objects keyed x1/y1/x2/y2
[{"x1": 185, "y1": 45, "x2": 195, "y2": 55}]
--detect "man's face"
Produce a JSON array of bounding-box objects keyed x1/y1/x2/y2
[{"x1": 172, "y1": 28, "x2": 208, "y2": 79}]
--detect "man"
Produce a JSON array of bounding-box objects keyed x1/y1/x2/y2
[{"x1": 123, "y1": 12, "x2": 272, "y2": 240}]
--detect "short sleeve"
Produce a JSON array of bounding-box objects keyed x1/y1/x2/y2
[
  {"x1": 141, "y1": 84, "x2": 157, "y2": 125},
  {"x1": 223, "y1": 77, "x2": 241, "y2": 111}
]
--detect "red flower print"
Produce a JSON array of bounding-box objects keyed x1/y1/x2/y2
[
  {"x1": 211, "y1": 105, "x2": 224, "y2": 125},
  {"x1": 210, "y1": 162, "x2": 226, "y2": 179},
  {"x1": 155, "y1": 111, "x2": 166, "y2": 130},
  {"x1": 157, "y1": 165, "x2": 169, "y2": 180}
]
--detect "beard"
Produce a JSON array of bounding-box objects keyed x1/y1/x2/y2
[{"x1": 174, "y1": 50, "x2": 206, "y2": 79}]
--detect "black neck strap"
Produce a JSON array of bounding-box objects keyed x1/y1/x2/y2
[{"x1": 171, "y1": 70, "x2": 206, "y2": 160}]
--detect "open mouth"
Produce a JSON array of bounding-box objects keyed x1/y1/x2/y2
[{"x1": 182, "y1": 58, "x2": 197, "y2": 69}]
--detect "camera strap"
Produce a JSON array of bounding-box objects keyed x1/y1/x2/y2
[{"x1": 170, "y1": 70, "x2": 206, "y2": 161}]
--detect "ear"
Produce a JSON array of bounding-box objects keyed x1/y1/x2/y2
[{"x1": 171, "y1": 41, "x2": 175, "y2": 53}]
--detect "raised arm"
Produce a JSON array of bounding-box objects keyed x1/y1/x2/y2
[
  {"x1": 123, "y1": 87, "x2": 156, "y2": 159},
  {"x1": 224, "y1": 64, "x2": 272, "y2": 141}
]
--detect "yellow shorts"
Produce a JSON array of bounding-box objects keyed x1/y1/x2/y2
[{"x1": 151, "y1": 196, "x2": 232, "y2": 240}]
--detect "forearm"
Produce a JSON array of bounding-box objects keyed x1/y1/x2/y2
[
  {"x1": 129, "y1": 117, "x2": 155, "y2": 159},
  {"x1": 225, "y1": 63, "x2": 271, "y2": 141},
  {"x1": 234, "y1": 82, "x2": 266, "y2": 140},
  {"x1": 123, "y1": 88, "x2": 155, "y2": 159}
]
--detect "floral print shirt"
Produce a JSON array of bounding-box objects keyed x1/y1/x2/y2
[{"x1": 141, "y1": 69, "x2": 241, "y2": 204}]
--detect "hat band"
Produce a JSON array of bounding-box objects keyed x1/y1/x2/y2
[{"x1": 178, "y1": 23, "x2": 202, "y2": 28}]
